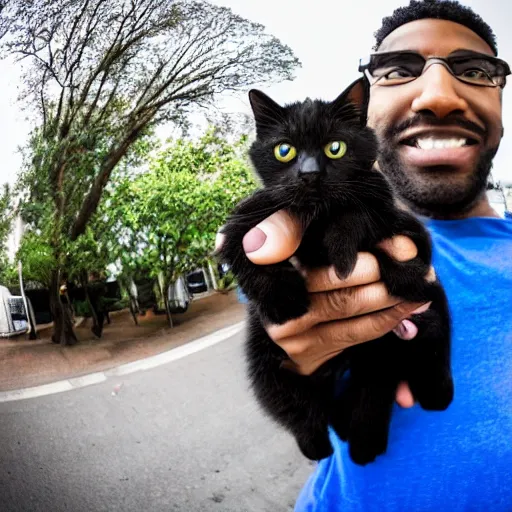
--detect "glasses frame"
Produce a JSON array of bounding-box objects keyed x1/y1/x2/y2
[{"x1": 358, "y1": 50, "x2": 511, "y2": 88}]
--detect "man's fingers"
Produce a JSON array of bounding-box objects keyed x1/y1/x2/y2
[
  {"x1": 396, "y1": 381, "x2": 415, "y2": 408},
  {"x1": 339, "y1": 301, "x2": 428, "y2": 346},
  {"x1": 275, "y1": 301, "x2": 427, "y2": 375},
  {"x1": 242, "y1": 210, "x2": 304, "y2": 265},
  {"x1": 377, "y1": 235, "x2": 418, "y2": 261},
  {"x1": 267, "y1": 282, "x2": 401, "y2": 341},
  {"x1": 305, "y1": 236, "x2": 421, "y2": 294},
  {"x1": 305, "y1": 253, "x2": 381, "y2": 292}
]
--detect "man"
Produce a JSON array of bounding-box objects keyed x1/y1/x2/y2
[{"x1": 217, "y1": 0, "x2": 512, "y2": 509}]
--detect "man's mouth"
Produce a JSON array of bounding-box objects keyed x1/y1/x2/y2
[
  {"x1": 396, "y1": 128, "x2": 482, "y2": 169},
  {"x1": 400, "y1": 136, "x2": 479, "y2": 150}
]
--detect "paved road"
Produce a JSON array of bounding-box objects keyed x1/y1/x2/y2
[{"x1": 0, "y1": 330, "x2": 314, "y2": 511}]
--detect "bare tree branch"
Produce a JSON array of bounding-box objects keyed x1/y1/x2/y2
[{"x1": 2, "y1": 0, "x2": 300, "y2": 247}]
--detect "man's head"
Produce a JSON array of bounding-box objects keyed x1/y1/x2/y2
[{"x1": 365, "y1": 0, "x2": 508, "y2": 218}]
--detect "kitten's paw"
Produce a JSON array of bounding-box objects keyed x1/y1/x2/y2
[
  {"x1": 348, "y1": 431, "x2": 388, "y2": 466},
  {"x1": 331, "y1": 252, "x2": 358, "y2": 281},
  {"x1": 329, "y1": 391, "x2": 355, "y2": 441},
  {"x1": 330, "y1": 415, "x2": 350, "y2": 442},
  {"x1": 258, "y1": 271, "x2": 310, "y2": 325},
  {"x1": 297, "y1": 433, "x2": 334, "y2": 461},
  {"x1": 372, "y1": 248, "x2": 431, "y2": 302},
  {"x1": 412, "y1": 375, "x2": 454, "y2": 411}
]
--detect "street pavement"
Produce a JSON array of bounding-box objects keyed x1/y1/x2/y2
[{"x1": 0, "y1": 329, "x2": 314, "y2": 511}]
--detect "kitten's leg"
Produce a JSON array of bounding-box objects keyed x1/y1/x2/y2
[
  {"x1": 371, "y1": 212, "x2": 432, "y2": 302},
  {"x1": 328, "y1": 373, "x2": 356, "y2": 442},
  {"x1": 346, "y1": 376, "x2": 397, "y2": 465},
  {"x1": 405, "y1": 283, "x2": 454, "y2": 410},
  {"x1": 329, "y1": 340, "x2": 399, "y2": 465},
  {"x1": 246, "y1": 312, "x2": 335, "y2": 461},
  {"x1": 369, "y1": 213, "x2": 453, "y2": 411},
  {"x1": 219, "y1": 192, "x2": 309, "y2": 325},
  {"x1": 345, "y1": 348, "x2": 399, "y2": 466},
  {"x1": 322, "y1": 216, "x2": 364, "y2": 280}
]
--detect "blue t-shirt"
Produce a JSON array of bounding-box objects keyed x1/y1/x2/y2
[{"x1": 295, "y1": 217, "x2": 512, "y2": 511}]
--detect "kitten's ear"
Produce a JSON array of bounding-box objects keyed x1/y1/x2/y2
[
  {"x1": 331, "y1": 77, "x2": 369, "y2": 126},
  {"x1": 248, "y1": 89, "x2": 284, "y2": 133}
]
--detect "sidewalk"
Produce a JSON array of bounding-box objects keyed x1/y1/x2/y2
[{"x1": 0, "y1": 290, "x2": 246, "y2": 392}]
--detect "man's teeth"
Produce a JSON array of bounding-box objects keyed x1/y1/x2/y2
[{"x1": 415, "y1": 137, "x2": 468, "y2": 150}]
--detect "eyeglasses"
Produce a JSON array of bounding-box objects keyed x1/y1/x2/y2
[{"x1": 359, "y1": 50, "x2": 511, "y2": 88}]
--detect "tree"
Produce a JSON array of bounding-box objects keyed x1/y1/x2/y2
[
  {"x1": 109, "y1": 128, "x2": 257, "y2": 326},
  {"x1": 0, "y1": 184, "x2": 15, "y2": 285},
  {"x1": 1, "y1": 0, "x2": 299, "y2": 344},
  {"x1": 0, "y1": 183, "x2": 10, "y2": 249}
]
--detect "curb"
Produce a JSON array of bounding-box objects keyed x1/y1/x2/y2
[{"x1": 0, "y1": 321, "x2": 245, "y2": 403}]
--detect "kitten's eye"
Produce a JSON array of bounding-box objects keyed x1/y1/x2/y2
[
  {"x1": 274, "y1": 143, "x2": 297, "y2": 163},
  {"x1": 324, "y1": 141, "x2": 347, "y2": 159}
]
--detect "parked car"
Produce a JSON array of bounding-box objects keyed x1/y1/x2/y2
[
  {"x1": 9, "y1": 286, "x2": 52, "y2": 325},
  {"x1": 186, "y1": 269, "x2": 208, "y2": 295},
  {"x1": 168, "y1": 276, "x2": 191, "y2": 314}
]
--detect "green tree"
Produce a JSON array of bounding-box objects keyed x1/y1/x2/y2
[
  {"x1": 0, "y1": 184, "x2": 16, "y2": 285},
  {"x1": 109, "y1": 128, "x2": 257, "y2": 326},
  {"x1": 2, "y1": 0, "x2": 299, "y2": 344}
]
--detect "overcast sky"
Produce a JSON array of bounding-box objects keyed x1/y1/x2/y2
[{"x1": 1, "y1": 0, "x2": 511, "y2": 189}]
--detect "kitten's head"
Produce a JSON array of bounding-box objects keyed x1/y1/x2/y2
[{"x1": 248, "y1": 78, "x2": 379, "y2": 210}]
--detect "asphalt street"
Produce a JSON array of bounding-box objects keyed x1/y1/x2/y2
[{"x1": 0, "y1": 330, "x2": 314, "y2": 512}]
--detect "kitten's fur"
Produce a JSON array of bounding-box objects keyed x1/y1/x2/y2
[{"x1": 218, "y1": 78, "x2": 454, "y2": 465}]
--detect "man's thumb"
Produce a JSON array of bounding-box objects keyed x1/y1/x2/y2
[{"x1": 242, "y1": 210, "x2": 304, "y2": 265}]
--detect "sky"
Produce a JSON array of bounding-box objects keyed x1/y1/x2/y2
[{"x1": 0, "y1": 0, "x2": 511, "y2": 189}]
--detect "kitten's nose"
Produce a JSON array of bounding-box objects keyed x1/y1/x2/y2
[{"x1": 298, "y1": 156, "x2": 320, "y2": 180}]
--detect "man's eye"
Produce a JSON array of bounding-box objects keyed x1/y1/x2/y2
[
  {"x1": 463, "y1": 69, "x2": 484, "y2": 78},
  {"x1": 460, "y1": 68, "x2": 491, "y2": 81},
  {"x1": 383, "y1": 68, "x2": 414, "y2": 80}
]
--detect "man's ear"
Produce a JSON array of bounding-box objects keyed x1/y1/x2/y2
[
  {"x1": 330, "y1": 77, "x2": 369, "y2": 126},
  {"x1": 248, "y1": 89, "x2": 284, "y2": 134}
]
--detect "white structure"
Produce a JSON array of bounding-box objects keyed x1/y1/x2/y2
[
  {"x1": 0, "y1": 285, "x2": 28, "y2": 337},
  {"x1": 487, "y1": 189, "x2": 508, "y2": 218}
]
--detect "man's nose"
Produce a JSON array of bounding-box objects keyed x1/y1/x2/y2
[{"x1": 411, "y1": 64, "x2": 469, "y2": 119}]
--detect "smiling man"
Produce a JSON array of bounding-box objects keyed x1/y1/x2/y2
[
  {"x1": 366, "y1": 10, "x2": 507, "y2": 220},
  {"x1": 218, "y1": 0, "x2": 512, "y2": 510}
]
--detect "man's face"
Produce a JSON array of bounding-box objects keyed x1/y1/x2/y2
[{"x1": 367, "y1": 19, "x2": 504, "y2": 216}]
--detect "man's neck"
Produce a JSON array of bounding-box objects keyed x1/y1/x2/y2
[{"x1": 414, "y1": 195, "x2": 501, "y2": 220}]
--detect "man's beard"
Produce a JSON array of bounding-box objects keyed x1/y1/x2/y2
[{"x1": 378, "y1": 143, "x2": 497, "y2": 218}]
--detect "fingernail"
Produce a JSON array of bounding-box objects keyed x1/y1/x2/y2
[
  {"x1": 243, "y1": 227, "x2": 267, "y2": 254},
  {"x1": 394, "y1": 319, "x2": 418, "y2": 340}
]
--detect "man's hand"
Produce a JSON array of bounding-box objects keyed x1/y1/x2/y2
[{"x1": 216, "y1": 210, "x2": 432, "y2": 408}]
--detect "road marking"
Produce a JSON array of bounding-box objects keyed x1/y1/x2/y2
[{"x1": 0, "y1": 321, "x2": 245, "y2": 403}]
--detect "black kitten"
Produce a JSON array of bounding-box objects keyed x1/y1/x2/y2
[{"x1": 218, "y1": 78, "x2": 454, "y2": 465}]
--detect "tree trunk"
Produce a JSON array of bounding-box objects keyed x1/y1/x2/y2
[
  {"x1": 161, "y1": 275, "x2": 173, "y2": 328},
  {"x1": 80, "y1": 271, "x2": 99, "y2": 334},
  {"x1": 163, "y1": 290, "x2": 173, "y2": 328},
  {"x1": 50, "y1": 269, "x2": 78, "y2": 346},
  {"x1": 129, "y1": 297, "x2": 139, "y2": 326},
  {"x1": 207, "y1": 260, "x2": 218, "y2": 291},
  {"x1": 126, "y1": 280, "x2": 139, "y2": 326}
]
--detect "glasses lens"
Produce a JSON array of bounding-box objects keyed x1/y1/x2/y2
[
  {"x1": 369, "y1": 52, "x2": 425, "y2": 85},
  {"x1": 449, "y1": 56, "x2": 506, "y2": 86}
]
